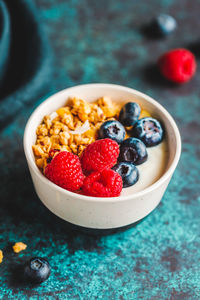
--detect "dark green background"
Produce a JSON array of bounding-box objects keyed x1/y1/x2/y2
[{"x1": 0, "y1": 0, "x2": 200, "y2": 299}]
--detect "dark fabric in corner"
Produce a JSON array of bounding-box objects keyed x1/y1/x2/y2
[{"x1": 0, "y1": 0, "x2": 52, "y2": 129}]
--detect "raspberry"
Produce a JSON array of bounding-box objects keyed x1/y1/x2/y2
[
  {"x1": 80, "y1": 138, "x2": 119, "y2": 173},
  {"x1": 82, "y1": 169, "x2": 123, "y2": 197},
  {"x1": 45, "y1": 151, "x2": 84, "y2": 192},
  {"x1": 158, "y1": 48, "x2": 196, "y2": 83}
]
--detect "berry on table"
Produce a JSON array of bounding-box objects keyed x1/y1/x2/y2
[
  {"x1": 45, "y1": 151, "x2": 84, "y2": 191},
  {"x1": 132, "y1": 117, "x2": 163, "y2": 147},
  {"x1": 98, "y1": 120, "x2": 125, "y2": 144},
  {"x1": 24, "y1": 257, "x2": 51, "y2": 284},
  {"x1": 119, "y1": 102, "x2": 141, "y2": 127},
  {"x1": 153, "y1": 14, "x2": 177, "y2": 36},
  {"x1": 80, "y1": 138, "x2": 119, "y2": 173},
  {"x1": 82, "y1": 169, "x2": 123, "y2": 197},
  {"x1": 119, "y1": 137, "x2": 148, "y2": 165},
  {"x1": 158, "y1": 48, "x2": 197, "y2": 83},
  {"x1": 112, "y1": 162, "x2": 139, "y2": 188}
]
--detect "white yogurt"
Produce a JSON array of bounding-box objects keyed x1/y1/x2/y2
[{"x1": 121, "y1": 140, "x2": 169, "y2": 196}]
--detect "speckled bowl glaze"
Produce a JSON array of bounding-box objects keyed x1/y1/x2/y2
[{"x1": 24, "y1": 84, "x2": 181, "y2": 229}]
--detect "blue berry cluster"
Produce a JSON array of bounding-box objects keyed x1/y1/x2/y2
[{"x1": 99, "y1": 102, "x2": 164, "y2": 188}]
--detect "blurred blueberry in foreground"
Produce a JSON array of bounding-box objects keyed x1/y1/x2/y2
[{"x1": 153, "y1": 14, "x2": 177, "y2": 36}]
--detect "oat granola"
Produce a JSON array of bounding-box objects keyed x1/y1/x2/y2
[
  {"x1": 13, "y1": 242, "x2": 27, "y2": 253},
  {"x1": 33, "y1": 96, "x2": 149, "y2": 174},
  {"x1": 33, "y1": 97, "x2": 121, "y2": 172},
  {"x1": 0, "y1": 250, "x2": 3, "y2": 263}
]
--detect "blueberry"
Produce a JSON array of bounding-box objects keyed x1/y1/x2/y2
[
  {"x1": 99, "y1": 120, "x2": 125, "y2": 143},
  {"x1": 112, "y1": 162, "x2": 139, "y2": 188},
  {"x1": 132, "y1": 117, "x2": 164, "y2": 147},
  {"x1": 24, "y1": 257, "x2": 51, "y2": 284},
  {"x1": 153, "y1": 14, "x2": 177, "y2": 36},
  {"x1": 119, "y1": 102, "x2": 141, "y2": 127},
  {"x1": 119, "y1": 138, "x2": 148, "y2": 165}
]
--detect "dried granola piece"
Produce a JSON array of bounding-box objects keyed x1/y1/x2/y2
[
  {"x1": 36, "y1": 124, "x2": 48, "y2": 136},
  {"x1": 60, "y1": 145, "x2": 71, "y2": 152},
  {"x1": 97, "y1": 96, "x2": 120, "y2": 118},
  {"x1": 43, "y1": 115, "x2": 51, "y2": 130},
  {"x1": 73, "y1": 116, "x2": 84, "y2": 130},
  {"x1": 50, "y1": 135, "x2": 60, "y2": 147},
  {"x1": 88, "y1": 104, "x2": 105, "y2": 123},
  {"x1": 77, "y1": 144, "x2": 87, "y2": 156},
  {"x1": 37, "y1": 137, "x2": 51, "y2": 154},
  {"x1": 36, "y1": 158, "x2": 45, "y2": 169},
  {"x1": 70, "y1": 143, "x2": 78, "y2": 155},
  {"x1": 60, "y1": 113, "x2": 74, "y2": 129},
  {"x1": 56, "y1": 106, "x2": 71, "y2": 117},
  {"x1": 0, "y1": 250, "x2": 3, "y2": 263},
  {"x1": 68, "y1": 133, "x2": 74, "y2": 146},
  {"x1": 49, "y1": 121, "x2": 64, "y2": 135},
  {"x1": 70, "y1": 97, "x2": 91, "y2": 122},
  {"x1": 13, "y1": 242, "x2": 27, "y2": 253},
  {"x1": 32, "y1": 145, "x2": 45, "y2": 157},
  {"x1": 59, "y1": 131, "x2": 70, "y2": 145}
]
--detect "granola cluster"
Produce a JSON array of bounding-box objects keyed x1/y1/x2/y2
[
  {"x1": 13, "y1": 242, "x2": 27, "y2": 253},
  {"x1": 33, "y1": 97, "x2": 121, "y2": 172},
  {"x1": 0, "y1": 242, "x2": 27, "y2": 264}
]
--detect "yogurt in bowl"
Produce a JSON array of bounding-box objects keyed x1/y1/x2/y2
[
  {"x1": 121, "y1": 140, "x2": 169, "y2": 195},
  {"x1": 23, "y1": 84, "x2": 181, "y2": 229}
]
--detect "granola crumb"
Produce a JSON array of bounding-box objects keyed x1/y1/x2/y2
[
  {"x1": 13, "y1": 242, "x2": 27, "y2": 253},
  {"x1": 0, "y1": 250, "x2": 3, "y2": 263}
]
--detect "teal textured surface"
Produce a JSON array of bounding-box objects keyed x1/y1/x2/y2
[{"x1": 0, "y1": 0, "x2": 200, "y2": 299}]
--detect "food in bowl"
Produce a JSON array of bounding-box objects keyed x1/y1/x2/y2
[
  {"x1": 32, "y1": 96, "x2": 168, "y2": 197},
  {"x1": 24, "y1": 84, "x2": 181, "y2": 229}
]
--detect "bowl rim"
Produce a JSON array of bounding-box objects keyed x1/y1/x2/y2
[{"x1": 23, "y1": 83, "x2": 181, "y2": 203}]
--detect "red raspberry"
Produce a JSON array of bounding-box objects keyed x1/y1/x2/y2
[
  {"x1": 45, "y1": 151, "x2": 84, "y2": 192},
  {"x1": 82, "y1": 169, "x2": 123, "y2": 197},
  {"x1": 80, "y1": 138, "x2": 119, "y2": 173},
  {"x1": 158, "y1": 48, "x2": 196, "y2": 83}
]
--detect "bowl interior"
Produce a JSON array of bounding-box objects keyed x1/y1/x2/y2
[{"x1": 24, "y1": 84, "x2": 180, "y2": 198}]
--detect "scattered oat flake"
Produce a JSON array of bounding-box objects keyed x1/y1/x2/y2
[
  {"x1": 13, "y1": 242, "x2": 27, "y2": 253},
  {"x1": 70, "y1": 120, "x2": 90, "y2": 135},
  {"x1": 0, "y1": 250, "x2": 3, "y2": 263}
]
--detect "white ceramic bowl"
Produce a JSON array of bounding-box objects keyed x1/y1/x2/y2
[{"x1": 24, "y1": 84, "x2": 181, "y2": 229}]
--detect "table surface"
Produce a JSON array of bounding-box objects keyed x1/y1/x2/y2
[{"x1": 0, "y1": 0, "x2": 200, "y2": 299}]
